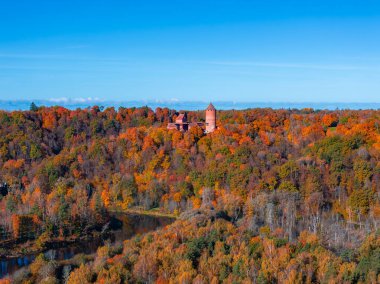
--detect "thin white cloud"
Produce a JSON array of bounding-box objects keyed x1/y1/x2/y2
[
  {"x1": 206, "y1": 61, "x2": 368, "y2": 71},
  {"x1": 0, "y1": 53, "x2": 63, "y2": 59},
  {"x1": 0, "y1": 65, "x2": 69, "y2": 71},
  {"x1": 72, "y1": 97, "x2": 102, "y2": 103},
  {"x1": 48, "y1": 97, "x2": 69, "y2": 103},
  {"x1": 154, "y1": 98, "x2": 180, "y2": 103},
  {"x1": 0, "y1": 53, "x2": 131, "y2": 63},
  {"x1": 48, "y1": 97, "x2": 103, "y2": 103}
]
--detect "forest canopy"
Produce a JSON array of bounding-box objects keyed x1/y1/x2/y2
[{"x1": 0, "y1": 105, "x2": 379, "y2": 283}]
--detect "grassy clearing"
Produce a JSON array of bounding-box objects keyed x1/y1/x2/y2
[{"x1": 112, "y1": 207, "x2": 178, "y2": 219}]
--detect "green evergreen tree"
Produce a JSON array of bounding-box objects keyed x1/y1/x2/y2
[{"x1": 30, "y1": 102, "x2": 39, "y2": 111}]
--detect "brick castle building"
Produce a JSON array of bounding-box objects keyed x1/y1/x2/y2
[{"x1": 167, "y1": 103, "x2": 217, "y2": 133}]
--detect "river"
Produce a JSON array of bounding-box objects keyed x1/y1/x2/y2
[{"x1": 0, "y1": 213, "x2": 175, "y2": 279}]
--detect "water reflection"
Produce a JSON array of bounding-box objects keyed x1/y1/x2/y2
[{"x1": 0, "y1": 213, "x2": 174, "y2": 279}]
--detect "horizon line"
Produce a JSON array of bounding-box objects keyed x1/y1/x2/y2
[{"x1": 2, "y1": 99, "x2": 380, "y2": 104}]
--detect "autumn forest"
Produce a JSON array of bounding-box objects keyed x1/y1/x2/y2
[{"x1": 0, "y1": 104, "x2": 379, "y2": 283}]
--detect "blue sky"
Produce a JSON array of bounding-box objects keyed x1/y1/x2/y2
[{"x1": 0, "y1": 0, "x2": 380, "y2": 103}]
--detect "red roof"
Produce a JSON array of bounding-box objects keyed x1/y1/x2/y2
[
  {"x1": 177, "y1": 113, "x2": 185, "y2": 120},
  {"x1": 206, "y1": 103, "x2": 216, "y2": 111},
  {"x1": 175, "y1": 113, "x2": 187, "y2": 123},
  {"x1": 167, "y1": 123, "x2": 178, "y2": 130}
]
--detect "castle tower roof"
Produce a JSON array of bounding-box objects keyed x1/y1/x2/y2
[
  {"x1": 175, "y1": 112, "x2": 187, "y2": 123},
  {"x1": 206, "y1": 103, "x2": 216, "y2": 111}
]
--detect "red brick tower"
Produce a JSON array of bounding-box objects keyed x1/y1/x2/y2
[{"x1": 205, "y1": 103, "x2": 216, "y2": 133}]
